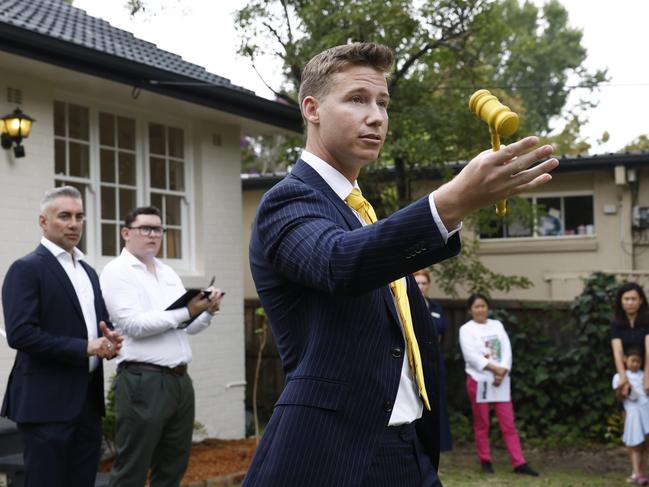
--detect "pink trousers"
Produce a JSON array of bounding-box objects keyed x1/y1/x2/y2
[{"x1": 466, "y1": 375, "x2": 526, "y2": 467}]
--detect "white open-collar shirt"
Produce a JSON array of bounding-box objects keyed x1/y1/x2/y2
[
  {"x1": 100, "y1": 248, "x2": 214, "y2": 367},
  {"x1": 301, "y1": 150, "x2": 460, "y2": 425},
  {"x1": 40, "y1": 237, "x2": 99, "y2": 372}
]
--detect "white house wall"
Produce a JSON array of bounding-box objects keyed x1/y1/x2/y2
[{"x1": 0, "y1": 52, "x2": 246, "y2": 438}]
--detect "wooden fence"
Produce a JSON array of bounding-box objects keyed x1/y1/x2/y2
[{"x1": 244, "y1": 298, "x2": 573, "y2": 421}]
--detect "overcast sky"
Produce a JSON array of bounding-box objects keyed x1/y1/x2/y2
[{"x1": 74, "y1": 0, "x2": 649, "y2": 154}]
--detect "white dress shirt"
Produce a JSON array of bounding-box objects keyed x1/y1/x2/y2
[
  {"x1": 100, "y1": 248, "x2": 214, "y2": 367},
  {"x1": 301, "y1": 150, "x2": 461, "y2": 425},
  {"x1": 40, "y1": 237, "x2": 99, "y2": 372}
]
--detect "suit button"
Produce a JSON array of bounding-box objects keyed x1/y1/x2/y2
[
  {"x1": 391, "y1": 347, "x2": 402, "y2": 358},
  {"x1": 383, "y1": 401, "x2": 393, "y2": 412}
]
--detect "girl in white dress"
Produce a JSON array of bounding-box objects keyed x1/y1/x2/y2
[{"x1": 612, "y1": 347, "x2": 649, "y2": 485}]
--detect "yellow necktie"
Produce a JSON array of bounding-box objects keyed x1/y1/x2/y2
[{"x1": 345, "y1": 188, "x2": 431, "y2": 411}]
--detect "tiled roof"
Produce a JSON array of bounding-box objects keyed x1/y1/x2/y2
[{"x1": 0, "y1": 0, "x2": 251, "y2": 94}]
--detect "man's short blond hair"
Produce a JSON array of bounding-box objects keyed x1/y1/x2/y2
[{"x1": 298, "y1": 42, "x2": 394, "y2": 121}]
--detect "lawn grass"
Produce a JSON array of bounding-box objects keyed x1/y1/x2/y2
[
  {"x1": 438, "y1": 444, "x2": 630, "y2": 487},
  {"x1": 227, "y1": 443, "x2": 633, "y2": 487}
]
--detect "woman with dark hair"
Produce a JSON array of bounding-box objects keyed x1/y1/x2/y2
[
  {"x1": 611, "y1": 282, "x2": 649, "y2": 394},
  {"x1": 459, "y1": 293, "x2": 538, "y2": 476}
]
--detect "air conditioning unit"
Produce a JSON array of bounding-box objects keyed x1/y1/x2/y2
[{"x1": 632, "y1": 206, "x2": 649, "y2": 229}]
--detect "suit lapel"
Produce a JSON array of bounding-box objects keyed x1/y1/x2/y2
[
  {"x1": 290, "y1": 160, "x2": 362, "y2": 231},
  {"x1": 36, "y1": 245, "x2": 85, "y2": 324},
  {"x1": 291, "y1": 159, "x2": 401, "y2": 326},
  {"x1": 80, "y1": 260, "x2": 103, "y2": 336}
]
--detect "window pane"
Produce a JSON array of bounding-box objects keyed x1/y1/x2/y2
[
  {"x1": 100, "y1": 149, "x2": 115, "y2": 183},
  {"x1": 118, "y1": 117, "x2": 135, "y2": 150},
  {"x1": 99, "y1": 112, "x2": 115, "y2": 147},
  {"x1": 69, "y1": 142, "x2": 89, "y2": 178},
  {"x1": 55, "y1": 139, "x2": 66, "y2": 176},
  {"x1": 565, "y1": 196, "x2": 594, "y2": 235},
  {"x1": 150, "y1": 157, "x2": 166, "y2": 188},
  {"x1": 150, "y1": 192, "x2": 163, "y2": 212},
  {"x1": 102, "y1": 223, "x2": 117, "y2": 256},
  {"x1": 68, "y1": 104, "x2": 89, "y2": 141},
  {"x1": 166, "y1": 195, "x2": 181, "y2": 225},
  {"x1": 101, "y1": 186, "x2": 116, "y2": 220},
  {"x1": 54, "y1": 101, "x2": 66, "y2": 137},
  {"x1": 166, "y1": 228, "x2": 182, "y2": 259},
  {"x1": 119, "y1": 189, "x2": 136, "y2": 220},
  {"x1": 168, "y1": 127, "x2": 184, "y2": 158},
  {"x1": 119, "y1": 152, "x2": 136, "y2": 185},
  {"x1": 149, "y1": 123, "x2": 165, "y2": 155},
  {"x1": 537, "y1": 197, "x2": 563, "y2": 236},
  {"x1": 169, "y1": 160, "x2": 185, "y2": 191}
]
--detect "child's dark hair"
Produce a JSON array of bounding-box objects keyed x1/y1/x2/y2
[{"x1": 626, "y1": 347, "x2": 643, "y2": 363}]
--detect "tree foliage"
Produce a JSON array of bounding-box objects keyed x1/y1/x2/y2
[
  {"x1": 623, "y1": 134, "x2": 649, "y2": 152},
  {"x1": 235, "y1": 0, "x2": 606, "y2": 200}
]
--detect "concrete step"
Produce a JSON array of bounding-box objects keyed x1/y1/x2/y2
[
  {"x1": 0, "y1": 419, "x2": 22, "y2": 457},
  {"x1": 0, "y1": 454, "x2": 109, "y2": 487},
  {"x1": 0, "y1": 453, "x2": 24, "y2": 487}
]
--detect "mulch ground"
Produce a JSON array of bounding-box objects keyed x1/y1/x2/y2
[{"x1": 99, "y1": 438, "x2": 257, "y2": 484}]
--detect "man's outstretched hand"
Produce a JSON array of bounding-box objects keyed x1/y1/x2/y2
[{"x1": 434, "y1": 136, "x2": 559, "y2": 229}]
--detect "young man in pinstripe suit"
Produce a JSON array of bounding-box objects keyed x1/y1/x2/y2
[{"x1": 244, "y1": 42, "x2": 558, "y2": 486}]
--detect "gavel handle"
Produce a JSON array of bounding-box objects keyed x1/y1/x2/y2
[{"x1": 489, "y1": 128, "x2": 507, "y2": 216}]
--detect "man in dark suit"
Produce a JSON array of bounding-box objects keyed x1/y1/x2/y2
[
  {"x1": 1, "y1": 186, "x2": 123, "y2": 487},
  {"x1": 244, "y1": 43, "x2": 558, "y2": 486}
]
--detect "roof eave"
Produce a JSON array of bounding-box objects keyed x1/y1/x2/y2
[{"x1": 0, "y1": 23, "x2": 303, "y2": 133}]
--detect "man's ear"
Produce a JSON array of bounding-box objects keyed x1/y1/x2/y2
[
  {"x1": 38, "y1": 214, "x2": 46, "y2": 231},
  {"x1": 120, "y1": 226, "x2": 129, "y2": 241},
  {"x1": 302, "y1": 96, "x2": 320, "y2": 124}
]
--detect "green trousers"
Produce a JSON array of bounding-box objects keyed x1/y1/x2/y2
[{"x1": 109, "y1": 367, "x2": 195, "y2": 487}]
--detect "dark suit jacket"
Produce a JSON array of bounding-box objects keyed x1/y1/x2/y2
[
  {"x1": 244, "y1": 160, "x2": 461, "y2": 486},
  {"x1": 1, "y1": 244, "x2": 108, "y2": 423}
]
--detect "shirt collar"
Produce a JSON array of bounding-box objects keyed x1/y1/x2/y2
[
  {"x1": 300, "y1": 150, "x2": 360, "y2": 201},
  {"x1": 120, "y1": 247, "x2": 162, "y2": 272},
  {"x1": 40, "y1": 236, "x2": 85, "y2": 262}
]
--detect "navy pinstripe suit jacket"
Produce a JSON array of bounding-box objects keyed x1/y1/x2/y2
[{"x1": 244, "y1": 160, "x2": 461, "y2": 486}]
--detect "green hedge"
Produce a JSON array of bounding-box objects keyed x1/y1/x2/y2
[{"x1": 445, "y1": 272, "x2": 621, "y2": 445}]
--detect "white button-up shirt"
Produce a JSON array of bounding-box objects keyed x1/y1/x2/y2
[
  {"x1": 300, "y1": 150, "x2": 461, "y2": 425},
  {"x1": 100, "y1": 248, "x2": 213, "y2": 367},
  {"x1": 40, "y1": 237, "x2": 99, "y2": 372}
]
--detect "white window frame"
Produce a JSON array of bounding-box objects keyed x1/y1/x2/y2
[
  {"x1": 52, "y1": 94, "x2": 194, "y2": 271},
  {"x1": 479, "y1": 191, "x2": 595, "y2": 241}
]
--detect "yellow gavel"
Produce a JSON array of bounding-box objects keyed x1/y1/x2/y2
[{"x1": 469, "y1": 89, "x2": 520, "y2": 216}]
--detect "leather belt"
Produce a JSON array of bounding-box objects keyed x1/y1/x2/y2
[{"x1": 118, "y1": 361, "x2": 188, "y2": 377}]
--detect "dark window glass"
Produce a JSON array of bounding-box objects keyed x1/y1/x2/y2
[
  {"x1": 55, "y1": 139, "x2": 66, "y2": 176},
  {"x1": 69, "y1": 142, "x2": 90, "y2": 178},
  {"x1": 99, "y1": 113, "x2": 115, "y2": 147},
  {"x1": 149, "y1": 123, "x2": 165, "y2": 155},
  {"x1": 68, "y1": 104, "x2": 89, "y2": 141},
  {"x1": 565, "y1": 195, "x2": 594, "y2": 235},
  {"x1": 102, "y1": 223, "x2": 117, "y2": 256},
  {"x1": 54, "y1": 101, "x2": 66, "y2": 137},
  {"x1": 118, "y1": 117, "x2": 135, "y2": 150}
]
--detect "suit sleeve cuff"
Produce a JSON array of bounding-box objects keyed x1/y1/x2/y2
[{"x1": 429, "y1": 192, "x2": 462, "y2": 243}]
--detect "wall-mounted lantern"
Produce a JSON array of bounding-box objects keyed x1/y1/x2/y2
[{"x1": 1, "y1": 108, "x2": 35, "y2": 158}]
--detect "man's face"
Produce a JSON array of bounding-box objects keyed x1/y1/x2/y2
[
  {"x1": 303, "y1": 65, "x2": 389, "y2": 181},
  {"x1": 39, "y1": 196, "x2": 84, "y2": 252},
  {"x1": 122, "y1": 214, "x2": 163, "y2": 261}
]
